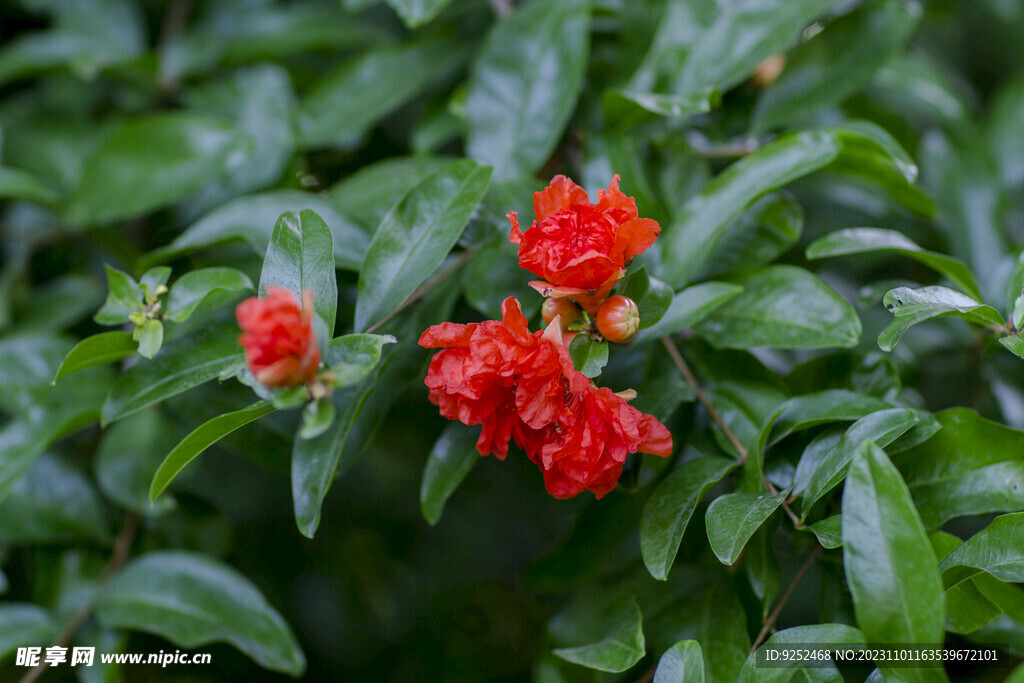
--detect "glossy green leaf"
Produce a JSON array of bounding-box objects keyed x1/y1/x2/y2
[
  {"x1": 808, "y1": 228, "x2": 981, "y2": 300},
  {"x1": 795, "y1": 408, "x2": 919, "y2": 515},
  {"x1": 355, "y1": 159, "x2": 491, "y2": 332},
  {"x1": 1001, "y1": 336, "x2": 1024, "y2": 360},
  {"x1": 740, "y1": 624, "x2": 866, "y2": 682},
  {"x1": 165, "y1": 267, "x2": 253, "y2": 323},
  {"x1": 299, "y1": 400, "x2": 335, "y2": 440},
  {"x1": 327, "y1": 155, "x2": 453, "y2": 231},
  {"x1": 461, "y1": 243, "x2": 543, "y2": 320},
  {"x1": 0, "y1": 604, "x2": 58, "y2": 662},
  {"x1": 940, "y1": 513, "x2": 1024, "y2": 589},
  {"x1": 297, "y1": 37, "x2": 467, "y2": 149},
  {"x1": 930, "y1": 531, "x2": 1002, "y2": 635},
  {"x1": 568, "y1": 335, "x2": 609, "y2": 379},
  {"x1": 661, "y1": 131, "x2": 842, "y2": 288},
  {"x1": 94, "y1": 264, "x2": 142, "y2": 325},
  {"x1": 551, "y1": 594, "x2": 645, "y2": 673},
  {"x1": 465, "y1": 0, "x2": 589, "y2": 180},
  {"x1": 133, "y1": 319, "x2": 163, "y2": 359},
  {"x1": 616, "y1": 267, "x2": 673, "y2": 330},
  {"x1": 66, "y1": 113, "x2": 250, "y2": 226},
  {"x1": 809, "y1": 514, "x2": 843, "y2": 549},
  {"x1": 753, "y1": 1, "x2": 921, "y2": 131},
  {"x1": 53, "y1": 331, "x2": 137, "y2": 381},
  {"x1": 694, "y1": 265, "x2": 861, "y2": 349},
  {"x1": 384, "y1": 0, "x2": 453, "y2": 28},
  {"x1": 641, "y1": 456, "x2": 738, "y2": 580},
  {"x1": 0, "y1": 453, "x2": 110, "y2": 544},
  {"x1": 101, "y1": 326, "x2": 243, "y2": 426},
  {"x1": 602, "y1": 88, "x2": 719, "y2": 132},
  {"x1": 880, "y1": 285, "x2": 1005, "y2": 351},
  {"x1": 705, "y1": 491, "x2": 787, "y2": 565},
  {"x1": 96, "y1": 551, "x2": 305, "y2": 675},
  {"x1": 842, "y1": 442, "x2": 945, "y2": 660},
  {"x1": 325, "y1": 334, "x2": 396, "y2": 388},
  {"x1": 96, "y1": 411, "x2": 179, "y2": 516},
  {"x1": 258, "y1": 210, "x2": 337, "y2": 344},
  {"x1": 771, "y1": 389, "x2": 891, "y2": 445},
  {"x1": 142, "y1": 190, "x2": 368, "y2": 272},
  {"x1": 420, "y1": 423, "x2": 479, "y2": 525},
  {"x1": 635, "y1": 282, "x2": 743, "y2": 344},
  {"x1": 654, "y1": 640, "x2": 704, "y2": 683},
  {"x1": 150, "y1": 401, "x2": 275, "y2": 503}
]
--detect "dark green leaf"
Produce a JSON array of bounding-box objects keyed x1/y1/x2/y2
[
  {"x1": 654, "y1": 640, "x2": 704, "y2": 683},
  {"x1": 940, "y1": 513, "x2": 1024, "y2": 589},
  {"x1": 842, "y1": 442, "x2": 945, "y2": 659},
  {"x1": 327, "y1": 155, "x2": 453, "y2": 231},
  {"x1": 1001, "y1": 336, "x2": 1024, "y2": 360},
  {"x1": 568, "y1": 336, "x2": 609, "y2": 379},
  {"x1": 880, "y1": 285, "x2": 1004, "y2": 351},
  {"x1": 551, "y1": 594, "x2": 645, "y2": 673},
  {"x1": 616, "y1": 267, "x2": 673, "y2": 330},
  {"x1": 930, "y1": 531, "x2": 1002, "y2": 635},
  {"x1": 641, "y1": 456, "x2": 738, "y2": 580},
  {"x1": 54, "y1": 331, "x2": 137, "y2": 381},
  {"x1": 355, "y1": 159, "x2": 491, "y2": 332},
  {"x1": 96, "y1": 551, "x2": 305, "y2": 675},
  {"x1": 420, "y1": 423, "x2": 479, "y2": 525},
  {"x1": 95, "y1": 264, "x2": 142, "y2": 325},
  {"x1": 101, "y1": 326, "x2": 243, "y2": 426},
  {"x1": 808, "y1": 228, "x2": 981, "y2": 300},
  {"x1": 462, "y1": 243, "x2": 543, "y2": 320},
  {"x1": 752, "y1": 1, "x2": 921, "y2": 131},
  {"x1": 165, "y1": 267, "x2": 253, "y2": 323},
  {"x1": 299, "y1": 400, "x2": 335, "y2": 440},
  {"x1": 705, "y1": 491, "x2": 787, "y2": 565},
  {"x1": 384, "y1": 0, "x2": 454, "y2": 28},
  {"x1": 150, "y1": 401, "x2": 275, "y2": 503},
  {"x1": 96, "y1": 410, "x2": 179, "y2": 515},
  {"x1": 66, "y1": 113, "x2": 250, "y2": 226},
  {"x1": 142, "y1": 190, "x2": 369, "y2": 272},
  {"x1": 634, "y1": 282, "x2": 743, "y2": 344},
  {"x1": 258, "y1": 210, "x2": 337, "y2": 343},
  {"x1": 694, "y1": 266, "x2": 861, "y2": 349},
  {"x1": 465, "y1": 0, "x2": 589, "y2": 180},
  {"x1": 661, "y1": 131, "x2": 843, "y2": 288},
  {"x1": 602, "y1": 88, "x2": 719, "y2": 132},
  {"x1": 771, "y1": 389, "x2": 892, "y2": 445},
  {"x1": 741, "y1": 624, "x2": 866, "y2": 682},
  {"x1": 795, "y1": 408, "x2": 919, "y2": 515},
  {"x1": 0, "y1": 604, "x2": 58, "y2": 662},
  {"x1": 695, "y1": 192, "x2": 803, "y2": 281}
]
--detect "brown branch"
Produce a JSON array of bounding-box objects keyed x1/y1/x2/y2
[
  {"x1": 20, "y1": 514, "x2": 140, "y2": 683},
  {"x1": 749, "y1": 545, "x2": 822, "y2": 655},
  {"x1": 365, "y1": 250, "x2": 475, "y2": 335}
]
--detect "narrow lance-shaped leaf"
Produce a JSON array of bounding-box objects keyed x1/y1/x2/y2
[
  {"x1": 551, "y1": 594, "x2": 646, "y2": 673},
  {"x1": 54, "y1": 331, "x2": 137, "y2": 381},
  {"x1": 634, "y1": 282, "x2": 743, "y2": 343},
  {"x1": 354, "y1": 159, "x2": 491, "y2": 332},
  {"x1": 705, "y1": 491, "x2": 787, "y2": 565},
  {"x1": 939, "y1": 513, "x2": 1024, "y2": 589},
  {"x1": 420, "y1": 423, "x2": 479, "y2": 526},
  {"x1": 150, "y1": 401, "x2": 276, "y2": 503}
]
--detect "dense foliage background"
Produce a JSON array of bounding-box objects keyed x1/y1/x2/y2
[{"x1": 2, "y1": 0, "x2": 1024, "y2": 680}]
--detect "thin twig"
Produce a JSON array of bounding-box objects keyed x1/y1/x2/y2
[
  {"x1": 765, "y1": 479, "x2": 803, "y2": 529},
  {"x1": 19, "y1": 514, "x2": 140, "y2": 683},
  {"x1": 750, "y1": 545, "x2": 822, "y2": 655},
  {"x1": 365, "y1": 250, "x2": 476, "y2": 335}
]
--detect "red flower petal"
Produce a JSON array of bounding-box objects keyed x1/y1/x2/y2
[{"x1": 533, "y1": 175, "x2": 590, "y2": 221}]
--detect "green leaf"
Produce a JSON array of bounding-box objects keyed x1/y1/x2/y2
[
  {"x1": 1001, "y1": 335, "x2": 1024, "y2": 360},
  {"x1": 0, "y1": 166, "x2": 57, "y2": 203},
  {"x1": 297, "y1": 37, "x2": 467, "y2": 149},
  {"x1": 355, "y1": 159, "x2": 491, "y2": 332},
  {"x1": 771, "y1": 389, "x2": 892, "y2": 445},
  {"x1": 795, "y1": 408, "x2": 919, "y2": 515},
  {"x1": 258, "y1": 209, "x2": 337, "y2": 344},
  {"x1": 807, "y1": 228, "x2": 981, "y2": 300},
  {"x1": 66, "y1": 113, "x2": 250, "y2": 226},
  {"x1": 327, "y1": 155, "x2": 453, "y2": 231},
  {"x1": 678, "y1": 0, "x2": 841, "y2": 95},
  {"x1": 101, "y1": 326, "x2": 243, "y2": 426},
  {"x1": 616, "y1": 267, "x2": 673, "y2": 330},
  {"x1": 654, "y1": 640, "x2": 704, "y2": 683},
  {"x1": 0, "y1": 453, "x2": 110, "y2": 544},
  {"x1": 420, "y1": 423, "x2": 479, "y2": 525},
  {"x1": 694, "y1": 265, "x2": 862, "y2": 349},
  {"x1": 635, "y1": 282, "x2": 743, "y2": 344},
  {"x1": 940, "y1": 513, "x2": 1024, "y2": 589},
  {"x1": 551, "y1": 594, "x2": 645, "y2": 673},
  {"x1": 142, "y1": 190, "x2": 369, "y2": 272},
  {"x1": 95, "y1": 551, "x2": 305, "y2": 675},
  {"x1": 896, "y1": 409, "x2": 1024, "y2": 527},
  {"x1": 325, "y1": 334, "x2": 396, "y2": 388},
  {"x1": 880, "y1": 285, "x2": 1005, "y2": 351},
  {"x1": 641, "y1": 456, "x2": 738, "y2": 580},
  {"x1": 740, "y1": 624, "x2": 866, "y2": 682},
  {"x1": 930, "y1": 530, "x2": 1002, "y2": 635},
  {"x1": 602, "y1": 88, "x2": 720, "y2": 132},
  {"x1": 809, "y1": 514, "x2": 843, "y2": 549},
  {"x1": 150, "y1": 401, "x2": 275, "y2": 503},
  {"x1": 165, "y1": 267, "x2": 253, "y2": 323},
  {"x1": 0, "y1": 604, "x2": 58, "y2": 662},
  {"x1": 660, "y1": 131, "x2": 843, "y2": 288},
  {"x1": 383, "y1": 0, "x2": 454, "y2": 28},
  {"x1": 96, "y1": 410, "x2": 179, "y2": 516},
  {"x1": 705, "y1": 491, "x2": 787, "y2": 565},
  {"x1": 752, "y1": 1, "x2": 922, "y2": 131},
  {"x1": 132, "y1": 319, "x2": 163, "y2": 359},
  {"x1": 842, "y1": 442, "x2": 945, "y2": 662},
  {"x1": 568, "y1": 336, "x2": 609, "y2": 379},
  {"x1": 54, "y1": 331, "x2": 137, "y2": 381},
  {"x1": 465, "y1": 0, "x2": 590, "y2": 180},
  {"x1": 299, "y1": 400, "x2": 335, "y2": 440},
  {"x1": 462, "y1": 243, "x2": 543, "y2": 320},
  {"x1": 94, "y1": 264, "x2": 142, "y2": 325}
]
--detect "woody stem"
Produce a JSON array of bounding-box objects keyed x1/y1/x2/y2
[{"x1": 365, "y1": 249, "x2": 476, "y2": 335}]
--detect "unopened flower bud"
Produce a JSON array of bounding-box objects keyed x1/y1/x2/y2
[
  {"x1": 541, "y1": 297, "x2": 581, "y2": 327},
  {"x1": 596, "y1": 296, "x2": 639, "y2": 343}
]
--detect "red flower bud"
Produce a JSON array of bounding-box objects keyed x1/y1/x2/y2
[
  {"x1": 541, "y1": 297, "x2": 581, "y2": 327},
  {"x1": 236, "y1": 287, "x2": 320, "y2": 387},
  {"x1": 597, "y1": 296, "x2": 639, "y2": 343}
]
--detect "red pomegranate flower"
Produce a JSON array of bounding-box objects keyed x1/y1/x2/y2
[
  {"x1": 508, "y1": 174, "x2": 661, "y2": 313},
  {"x1": 236, "y1": 286, "x2": 320, "y2": 388}
]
